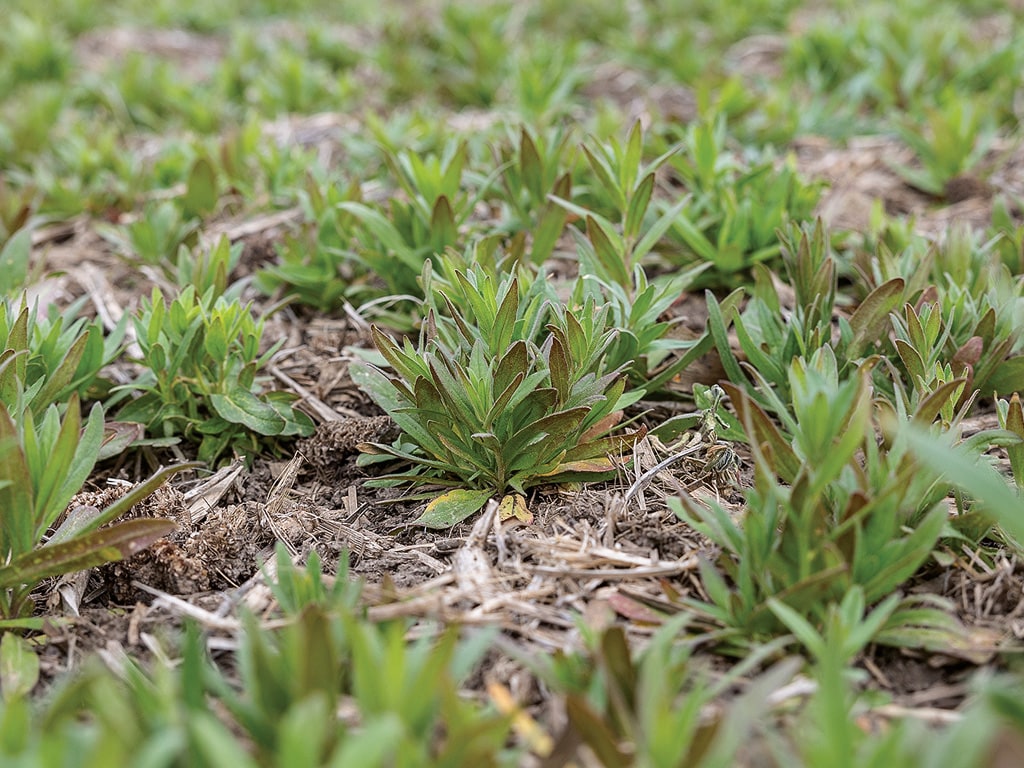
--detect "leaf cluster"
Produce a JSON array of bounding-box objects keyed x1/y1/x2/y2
[
  {"x1": 115, "y1": 285, "x2": 312, "y2": 464},
  {"x1": 0, "y1": 551, "x2": 515, "y2": 767},
  {"x1": 671, "y1": 352, "x2": 960, "y2": 646},
  {"x1": 662, "y1": 118, "x2": 822, "y2": 287},
  {"x1": 354, "y1": 263, "x2": 643, "y2": 527}
]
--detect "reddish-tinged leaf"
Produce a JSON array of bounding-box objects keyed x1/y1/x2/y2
[
  {"x1": 565, "y1": 695, "x2": 630, "y2": 768},
  {"x1": 849, "y1": 278, "x2": 904, "y2": 355},
  {"x1": 952, "y1": 335, "x2": 984, "y2": 369},
  {"x1": 579, "y1": 411, "x2": 623, "y2": 442},
  {"x1": 98, "y1": 421, "x2": 145, "y2": 462},
  {"x1": 1004, "y1": 393, "x2": 1024, "y2": 487},
  {"x1": 0, "y1": 518, "x2": 176, "y2": 588},
  {"x1": 607, "y1": 591, "x2": 664, "y2": 625},
  {"x1": 720, "y1": 382, "x2": 801, "y2": 483}
]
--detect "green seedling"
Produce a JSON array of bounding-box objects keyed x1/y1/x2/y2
[
  {"x1": 114, "y1": 286, "x2": 313, "y2": 464},
  {"x1": 988, "y1": 195, "x2": 1024, "y2": 274},
  {"x1": 707, "y1": 219, "x2": 904, "y2": 413},
  {"x1": 249, "y1": 46, "x2": 342, "y2": 116},
  {"x1": 663, "y1": 118, "x2": 822, "y2": 287},
  {"x1": 671, "y1": 351, "x2": 958, "y2": 646},
  {"x1": 255, "y1": 176, "x2": 365, "y2": 312},
  {"x1": 0, "y1": 297, "x2": 126, "y2": 413},
  {"x1": 0, "y1": 391, "x2": 188, "y2": 621},
  {"x1": 0, "y1": 82, "x2": 65, "y2": 166},
  {"x1": 771, "y1": 588, "x2": 982, "y2": 767},
  {"x1": 37, "y1": 117, "x2": 146, "y2": 216},
  {"x1": 433, "y1": 2, "x2": 511, "y2": 107},
  {"x1": 510, "y1": 40, "x2": 582, "y2": 121},
  {"x1": 174, "y1": 235, "x2": 244, "y2": 301},
  {"x1": 524, "y1": 619, "x2": 798, "y2": 767},
  {"x1": 354, "y1": 264, "x2": 645, "y2": 528},
  {"x1": 339, "y1": 141, "x2": 495, "y2": 299},
  {"x1": 893, "y1": 94, "x2": 994, "y2": 198},
  {"x1": 97, "y1": 200, "x2": 199, "y2": 268},
  {"x1": 0, "y1": 13, "x2": 71, "y2": 93},
  {"x1": 427, "y1": 239, "x2": 710, "y2": 396},
  {"x1": 550, "y1": 122, "x2": 689, "y2": 292},
  {"x1": 374, "y1": 1, "x2": 513, "y2": 108},
  {"x1": 571, "y1": 262, "x2": 713, "y2": 394},
  {"x1": 785, "y1": 0, "x2": 1023, "y2": 124},
  {"x1": 82, "y1": 50, "x2": 222, "y2": 133},
  {"x1": 491, "y1": 125, "x2": 574, "y2": 264}
]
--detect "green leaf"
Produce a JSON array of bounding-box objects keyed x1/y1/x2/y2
[
  {"x1": 413, "y1": 489, "x2": 492, "y2": 529},
  {"x1": 623, "y1": 120, "x2": 643, "y2": 193},
  {"x1": 42, "y1": 400, "x2": 103, "y2": 534},
  {"x1": 491, "y1": 276, "x2": 519, "y2": 355},
  {"x1": 182, "y1": 156, "x2": 219, "y2": 218},
  {"x1": 203, "y1": 315, "x2": 229, "y2": 362},
  {"x1": 633, "y1": 195, "x2": 690, "y2": 264},
  {"x1": 263, "y1": 392, "x2": 315, "y2": 437},
  {"x1": 581, "y1": 144, "x2": 624, "y2": 213},
  {"x1": 671, "y1": 211, "x2": 718, "y2": 263},
  {"x1": 721, "y1": 381, "x2": 801, "y2": 483},
  {"x1": 520, "y1": 128, "x2": 544, "y2": 201},
  {"x1": 705, "y1": 290, "x2": 747, "y2": 386},
  {"x1": 189, "y1": 712, "x2": 260, "y2": 768},
  {"x1": 0, "y1": 409, "x2": 33, "y2": 560},
  {"x1": 0, "y1": 227, "x2": 31, "y2": 296},
  {"x1": 210, "y1": 388, "x2": 287, "y2": 435},
  {"x1": 530, "y1": 174, "x2": 571, "y2": 265},
  {"x1": 986, "y1": 356, "x2": 1024, "y2": 397},
  {"x1": 31, "y1": 332, "x2": 88, "y2": 412},
  {"x1": 848, "y1": 278, "x2": 904, "y2": 357},
  {"x1": 430, "y1": 196, "x2": 457, "y2": 252},
  {"x1": 585, "y1": 216, "x2": 630, "y2": 288},
  {"x1": 903, "y1": 425, "x2": 1024, "y2": 546},
  {"x1": 625, "y1": 172, "x2": 655, "y2": 243},
  {"x1": 0, "y1": 632, "x2": 38, "y2": 701},
  {"x1": 337, "y1": 201, "x2": 426, "y2": 272}
]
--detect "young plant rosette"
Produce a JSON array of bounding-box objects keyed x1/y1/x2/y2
[{"x1": 353, "y1": 310, "x2": 645, "y2": 529}]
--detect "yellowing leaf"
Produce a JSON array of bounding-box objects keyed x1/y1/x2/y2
[
  {"x1": 487, "y1": 680, "x2": 552, "y2": 755},
  {"x1": 546, "y1": 456, "x2": 620, "y2": 475},
  {"x1": 497, "y1": 493, "x2": 531, "y2": 524}
]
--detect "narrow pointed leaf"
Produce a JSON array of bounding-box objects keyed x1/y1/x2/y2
[{"x1": 0, "y1": 518, "x2": 176, "y2": 588}]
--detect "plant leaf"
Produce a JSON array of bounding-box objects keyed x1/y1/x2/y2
[
  {"x1": 0, "y1": 631, "x2": 39, "y2": 701},
  {"x1": 210, "y1": 388, "x2": 287, "y2": 435},
  {"x1": 497, "y1": 493, "x2": 531, "y2": 523},
  {"x1": 0, "y1": 518, "x2": 176, "y2": 588},
  {"x1": 413, "y1": 489, "x2": 492, "y2": 529},
  {"x1": 848, "y1": 278, "x2": 904, "y2": 357}
]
